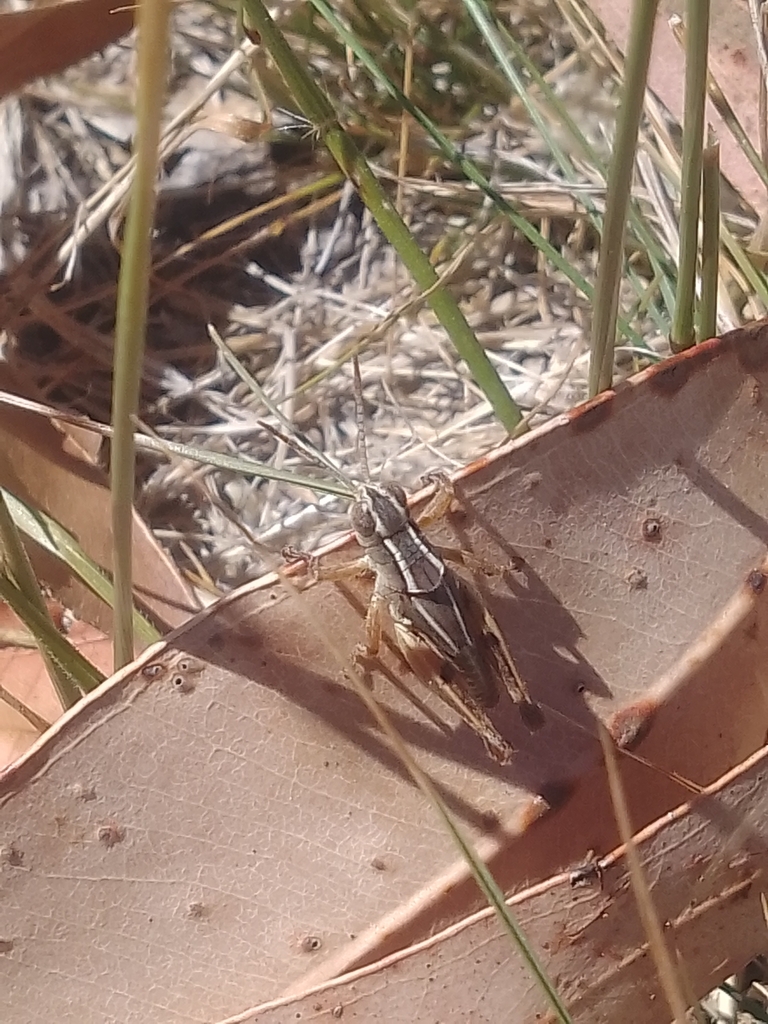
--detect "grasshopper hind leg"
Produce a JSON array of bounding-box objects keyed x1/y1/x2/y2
[
  {"x1": 392, "y1": 618, "x2": 517, "y2": 765},
  {"x1": 434, "y1": 675, "x2": 516, "y2": 765}
]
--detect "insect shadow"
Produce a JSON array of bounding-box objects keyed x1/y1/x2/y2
[{"x1": 179, "y1": 600, "x2": 536, "y2": 835}]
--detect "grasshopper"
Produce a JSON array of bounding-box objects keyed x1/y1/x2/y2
[
  {"x1": 318, "y1": 472, "x2": 544, "y2": 764},
  {"x1": 269, "y1": 362, "x2": 543, "y2": 764}
]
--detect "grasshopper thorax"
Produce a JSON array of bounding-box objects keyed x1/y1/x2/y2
[{"x1": 350, "y1": 482, "x2": 410, "y2": 550}]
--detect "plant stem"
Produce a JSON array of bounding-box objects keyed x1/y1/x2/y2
[
  {"x1": 111, "y1": 0, "x2": 172, "y2": 668},
  {"x1": 588, "y1": 0, "x2": 658, "y2": 397},
  {"x1": 671, "y1": 0, "x2": 711, "y2": 352},
  {"x1": 698, "y1": 139, "x2": 719, "y2": 341}
]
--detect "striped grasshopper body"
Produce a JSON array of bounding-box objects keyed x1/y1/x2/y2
[
  {"x1": 320, "y1": 476, "x2": 544, "y2": 764},
  {"x1": 263, "y1": 354, "x2": 541, "y2": 764}
]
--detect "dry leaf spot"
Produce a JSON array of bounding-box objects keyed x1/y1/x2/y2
[
  {"x1": 747, "y1": 570, "x2": 767, "y2": 594},
  {"x1": 142, "y1": 662, "x2": 166, "y2": 679},
  {"x1": 173, "y1": 656, "x2": 199, "y2": 674},
  {"x1": 730, "y1": 46, "x2": 747, "y2": 67},
  {"x1": 0, "y1": 939, "x2": 14, "y2": 954},
  {"x1": 641, "y1": 516, "x2": 663, "y2": 542},
  {"x1": 370, "y1": 857, "x2": 386, "y2": 872},
  {"x1": 522, "y1": 471, "x2": 542, "y2": 490},
  {"x1": 187, "y1": 901, "x2": 208, "y2": 920},
  {"x1": 626, "y1": 567, "x2": 648, "y2": 590},
  {"x1": 172, "y1": 671, "x2": 196, "y2": 694},
  {"x1": 97, "y1": 823, "x2": 125, "y2": 849},
  {"x1": 206, "y1": 631, "x2": 226, "y2": 651},
  {"x1": 1, "y1": 844, "x2": 24, "y2": 868},
  {"x1": 531, "y1": 783, "x2": 570, "y2": 817},
  {"x1": 142, "y1": 655, "x2": 205, "y2": 690},
  {"x1": 300, "y1": 935, "x2": 322, "y2": 953},
  {"x1": 69, "y1": 782, "x2": 97, "y2": 802}
]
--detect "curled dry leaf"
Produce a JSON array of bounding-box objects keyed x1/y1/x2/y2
[
  {"x1": 219, "y1": 740, "x2": 768, "y2": 1024},
  {"x1": 1, "y1": 322, "x2": 768, "y2": 1021},
  {"x1": 0, "y1": 0, "x2": 133, "y2": 100},
  {"x1": 0, "y1": 363, "x2": 198, "y2": 634},
  {"x1": 0, "y1": 610, "x2": 112, "y2": 770}
]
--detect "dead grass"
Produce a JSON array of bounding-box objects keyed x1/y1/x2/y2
[{"x1": 0, "y1": 0, "x2": 758, "y2": 594}]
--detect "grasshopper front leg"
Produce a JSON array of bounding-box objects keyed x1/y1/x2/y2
[{"x1": 299, "y1": 552, "x2": 386, "y2": 665}]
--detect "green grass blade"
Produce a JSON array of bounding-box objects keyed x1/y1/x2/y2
[
  {"x1": 0, "y1": 573, "x2": 105, "y2": 697},
  {"x1": 670, "y1": 14, "x2": 768, "y2": 192},
  {"x1": 670, "y1": 0, "x2": 710, "y2": 352},
  {"x1": 490, "y1": 12, "x2": 676, "y2": 329},
  {"x1": 699, "y1": 139, "x2": 720, "y2": 340},
  {"x1": 240, "y1": 0, "x2": 523, "y2": 431},
  {"x1": 589, "y1": 0, "x2": 658, "y2": 396},
  {"x1": 2, "y1": 490, "x2": 160, "y2": 648},
  {"x1": 0, "y1": 491, "x2": 82, "y2": 708},
  {"x1": 305, "y1": 1, "x2": 596, "y2": 307},
  {"x1": 308, "y1": 0, "x2": 648, "y2": 349}
]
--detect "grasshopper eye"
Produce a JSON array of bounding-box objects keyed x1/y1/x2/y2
[
  {"x1": 350, "y1": 500, "x2": 376, "y2": 540},
  {"x1": 381, "y1": 483, "x2": 407, "y2": 509}
]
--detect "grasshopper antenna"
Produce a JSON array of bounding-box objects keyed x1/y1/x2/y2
[
  {"x1": 208, "y1": 324, "x2": 353, "y2": 494},
  {"x1": 352, "y1": 354, "x2": 371, "y2": 483}
]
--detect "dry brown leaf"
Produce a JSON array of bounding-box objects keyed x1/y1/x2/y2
[
  {"x1": 0, "y1": 322, "x2": 767, "y2": 1021},
  {"x1": 220, "y1": 741, "x2": 768, "y2": 1024},
  {"x1": 583, "y1": 0, "x2": 765, "y2": 212},
  {"x1": 0, "y1": 0, "x2": 133, "y2": 99},
  {"x1": 0, "y1": 610, "x2": 111, "y2": 769},
  {"x1": 0, "y1": 364, "x2": 198, "y2": 634}
]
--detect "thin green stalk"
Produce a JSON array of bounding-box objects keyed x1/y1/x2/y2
[
  {"x1": 309, "y1": 0, "x2": 574, "y2": 283},
  {"x1": 0, "y1": 492, "x2": 81, "y2": 708},
  {"x1": 589, "y1": 0, "x2": 658, "y2": 397},
  {"x1": 111, "y1": 0, "x2": 171, "y2": 668},
  {"x1": 0, "y1": 388, "x2": 355, "y2": 498},
  {"x1": 698, "y1": 139, "x2": 720, "y2": 341},
  {"x1": 301, "y1": 0, "x2": 649, "y2": 344},
  {"x1": 671, "y1": 0, "x2": 710, "y2": 352},
  {"x1": 241, "y1": 0, "x2": 522, "y2": 432}
]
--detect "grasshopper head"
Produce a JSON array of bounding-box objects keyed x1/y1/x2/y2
[{"x1": 350, "y1": 482, "x2": 409, "y2": 547}]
